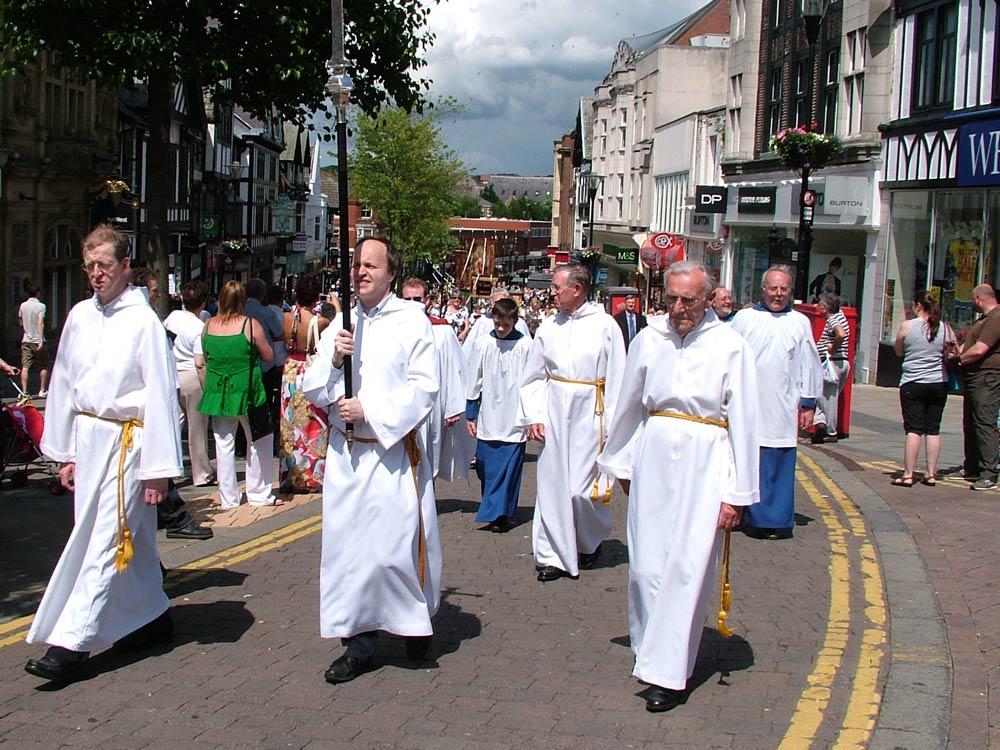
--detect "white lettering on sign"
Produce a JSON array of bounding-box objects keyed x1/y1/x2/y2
[{"x1": 968, "y1": 130, "x2": 1000, "y2": 176}]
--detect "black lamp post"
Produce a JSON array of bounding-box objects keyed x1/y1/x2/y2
[
  {"x1": 587, "y1": 173, "x2": 601, "y2": 250},
  {"x1": 795, "y1": 0, "x2": 827, "y2": 301}
]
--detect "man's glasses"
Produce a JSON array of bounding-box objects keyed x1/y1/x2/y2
[
  {"x1": 401, "y1": 296, "x2": 424, "y2": 302},
  {"x1": 664, "y1": 294, "x2": 705, "y2": 308},
  {"x1": 81, "y1": 260, "x2": 119, "y2": 275}
]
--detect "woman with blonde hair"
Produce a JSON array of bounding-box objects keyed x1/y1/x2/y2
[{"x1": 196, "y1": 280, "x2": 279, "y2": 508}]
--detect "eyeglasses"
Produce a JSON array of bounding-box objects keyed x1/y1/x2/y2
[
  {"x1": 81, "y1": 260, "x2": 119, "y2": 275},
  {"x1": 663, "y1": 294, "x2": 705, "y2": 308},
  {"x1": 763, "y1": 285, "x2": 791, "y2": 294},
  {"x1": 401, "y1": 296, "x2": 424, "y2": 302}
]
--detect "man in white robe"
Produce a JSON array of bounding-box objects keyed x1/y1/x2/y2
[
  {"x1": 25, "y1": 225, "x2": 183, "y2": 682},
  {"x1": 731, "y1": 265, "x2": 822, "y2": 539},
  {"x1": 599, "y1": 261, "x2": 759, "y2": 712},
  {"x1": 519, "y1": 264, "x2": 626, "y2": 581},
  {"x1": 303, "y1": 238, "x2": 441, "y2": 684},
  {"x1": 401, "y1": 277, "x2": 473, "y2": 481}
]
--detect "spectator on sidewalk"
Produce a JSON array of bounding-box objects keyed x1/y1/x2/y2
[
  {"x1": 599, "y1": 261, "x2": 759, "y2": 712},
  {"x1": 519, "y1": 264, "x2": 626, "y2": 581},
  {"x1": 957, "y1": 284, "x2": 1000, "y2": 490},
  {"x1": 303, "y1": 237, "x2": 441, "y2": 684},
  {"x1": 18, "y1": 281, "x2": 49, "y2": 398},
  {"x1": 246, "y1": 278, "x2": 284, "y2": 435},
  {"x1": 731, "y1": 265, "x2": 822, "y2": 540},
  {"x1": 812, "y1": 293, "x2": 851, "y2": 444},
  {"x1": 25, "y1": 225, "x2": 184, "y2": 683},
  {"x1": 708, "y1": 286, "x2": 737, "y2": 323},
  {"x1": 892, "y1": 291, "x2": 953, "y2": 487},
  {"x1": 613, "y1": 293, "x2": 647, "y2": 351},
  {"x1": 465, "y1": 297, "x2": 532, "y2": 533}
]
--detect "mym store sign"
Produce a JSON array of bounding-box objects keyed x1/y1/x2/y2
[{"x1": 958, "y1": 118, "x2": 1000, "y2": 186}]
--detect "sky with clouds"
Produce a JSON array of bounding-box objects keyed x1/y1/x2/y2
[{"x1": 421, "y1": 0, "x2": 709, "y2": 177}]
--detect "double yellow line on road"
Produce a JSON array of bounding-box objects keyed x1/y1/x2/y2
[
  {"x1": 0, "y1": 513, "x2": 323, "y2": 649},
  {"x1": 779, "y1": 452, "x2": 887, "y2": 750}
]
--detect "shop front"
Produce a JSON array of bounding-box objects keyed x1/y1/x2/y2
[{"x1": 879, "y1": 114, "x2": 1000, "y2": 384}]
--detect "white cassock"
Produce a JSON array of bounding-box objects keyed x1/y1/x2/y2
[
  {"x1": 28, "y1": 286, "x2": 183, "y2": 652},
  {"x1": 463, "y1": 313, "x2": 531, "y2": 352},
  {"x1": 519, "y1": 301, "x2": 626, "y2": 576},
  {"x1": 427, "y1": 321, "x2": 474, "y2": 481},
  {"x1": 598, "y1": 314, "x2": 760, "y2": 690},
  {"x1": 302, "y1": 294, "x2": 442, "y2": 638},
  {"x1": 730, "y1": 307, "x2": 822, "y2": 447}
]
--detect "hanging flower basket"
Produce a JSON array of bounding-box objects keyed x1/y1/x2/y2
[
  {"x1": 769, "y1": 124, "x2": 843, "y2": 171},
  {"x1": 220, "y1": 239, "x2": 250, "y2": 257},
  {"x1": 580, "y1": 249, "x2": 602, "y2": 263}
]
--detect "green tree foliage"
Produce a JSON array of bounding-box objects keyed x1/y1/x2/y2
[
  {"x1": 480, "y1": 182, "x2": 499, "y2": 203},
  {"x1": 451, "y1": 194, "x2": 483, "y2": 218},
  {"x1": 491, "y1": 195, "x2": 551, "y2": 221},
  {"x1": 0, "y1": 0, "x2": 441, "y2": 313},
  {"x1": 351, "y1": 103, "x2": 465, "y2": 265}
]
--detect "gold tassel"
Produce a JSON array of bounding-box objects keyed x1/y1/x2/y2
[
  {"x1": 403, "y1": 430, "x2": 426, "y2": 588},
  {"x1": 115, "y1": 529, "x2": 134, "y2": 572},
  {"x1": 717, "y1": 529, "x2": 734, "y2": 638}
]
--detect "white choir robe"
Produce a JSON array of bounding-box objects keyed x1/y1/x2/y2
[
  {"x1": 302, "y1": 294, "x2": 442, "y2": 639},
  {"x1": 598, "y1": 314, "x2": 760, "y2": 690},
  {"x1": 467, "y1": 330, "x2": 532, "y2": 442},
  {"x1": 519, "y1": 301, "x2": 626, "y2": 576},
  {"x1": 730, "y1": 307, "x2": 822, "y2": 447},
  {"x1": 427, "y1": 321, "x2": 474, "y2": 481},
  {"x1": 463, "y1": 313, "x2": 531, "y2": 353},
  {"x1": 28, "y1": 286, "x2": 183, "y2": 652}
]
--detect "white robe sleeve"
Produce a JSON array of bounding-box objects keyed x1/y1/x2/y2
[
  {"x1": 517, "y1": 328, "x2": 549, "y2": 426},
  {"x1": 137, "y1": 318, "x2": 184, "y2": 480},
  {"x1": 438, "y1": 327, "x2": 467, "y2": 420},
  {"x1": 723, "y1": 339, "x2": 761, "y2": 506},
  {"x1": 466, "y1": 338, "x2": 485, "y2": 402},
  {"x1": 39, "y1": 308, "x2": 80, "y2": 463},
  {"x1": 596, "y1": 337, "x2": 648, "y2": 482},
  {"x1": 362, "y1": 316, "x2": 439, "y2": 449},
  {"x1": 797, "y1": 316, "x2": 823, "y2": 402},
  {"x1": 302, "y1": 322, "x2": 346, "y2": 408}
]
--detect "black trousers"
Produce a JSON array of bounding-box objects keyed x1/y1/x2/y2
[
  {"x1": 155, "y1": 480, "x2": 192, "y2": 531},
  {"x1": 342, "y1": 631, "x2": 378, "y2": 661},
  {"x1": 962, "y1": 371, "x2": 1000, "y2": 480},
  {"x1": 263, "y1": 366, "x2": 282, "y2": 437}
]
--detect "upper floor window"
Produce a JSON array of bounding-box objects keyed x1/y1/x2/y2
[
  {"x1": 820, "y1": 47, "x2": 840, "y2": 133},
  {"x1": 794, "y1": 59, "x2": 810, "y2": 127},
  {"x1": 844, "y1": 28, "x2": 867, "y2": 135},
  {"x1": 913, "y1": 2, "x2": 958, "y2": 112},
  {"x1": 767, "y1": 68, "x2": 782, "y2": 139}
]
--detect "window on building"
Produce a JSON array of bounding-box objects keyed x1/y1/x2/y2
[
  {"x1": 733, "y1": 0, "x2": 746, "y2": 39},
  {"x1": 767, "y1": 68, "x2": 782, "y2": 138},
  {"x1": 845, "y1": 28, "x2": 866, "y2": 135},
  {"x1": 913, "y1": 2, "x2": 958, "y2": 112},
  {"x1": 728, "y1": 74, "x2": 743, "y2": 154},
  {"x1": 820, "y1": 48, "x2": 839, "y2": 133},
  {"x1": 794, "y1": 60, "x2": 810, "y2": 127},
  {"x1": 361, "y1": 207, "x2": 373, "y2": 220},
  {"x1": 771, "y1": 0, "x2": 782, "y2": 31}
]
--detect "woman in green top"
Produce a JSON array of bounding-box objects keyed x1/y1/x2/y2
[{"x1": 195, "y1": 281, "x2": 278, "y2": 509}]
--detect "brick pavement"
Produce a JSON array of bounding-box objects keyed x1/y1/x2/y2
[{"x1": 0, "y1": 383, "x2": 995, "y2": 748}]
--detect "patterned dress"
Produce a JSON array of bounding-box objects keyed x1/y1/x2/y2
[{"x1": 279, "y1": 308, "x2": 328, "y2": 492}]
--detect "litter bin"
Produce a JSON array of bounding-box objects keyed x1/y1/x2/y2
[{"x1": 794, "y1": 303, "x2": 858, "y2": 438}]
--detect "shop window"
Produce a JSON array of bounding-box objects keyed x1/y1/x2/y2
[
  {"x1": 912, "y1": 2, "x2": 958, "y2": 112},
  {"x1": 883, "y1": 192, "x2": 932, "y2": 343}
]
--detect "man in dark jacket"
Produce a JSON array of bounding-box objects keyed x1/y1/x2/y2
[{"x1": 614, "y1": 294, "x2": 647, "y2": 351}]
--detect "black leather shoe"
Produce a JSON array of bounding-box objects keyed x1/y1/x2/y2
[
  {"x1": 165, "y1": 521, "x2": 213, "y2": 540},
  {"x1": 579, "y1": 543, "x2": 602, "y2": 570},
  {"x1": 114, "y1": 610, "x2": 174, "y2": 652},
  {"x1": 404, "y1": 636, "x2": 432, "y2": 661},
  {"x1": 537, "y1": 565, "x2": 568, "y2": 582},
  {"x1": 645, "y1": 685, "x2": 685, "y2": 712},
  {"x1": 324, "y1": 654, "x2": 375, "y2": 684},
  {"x1": 25, "y1": 646, "x2": 89, "y2": 682},
  {"x1": 486, "y1": 516, "x2": 509, "y2": 533}
]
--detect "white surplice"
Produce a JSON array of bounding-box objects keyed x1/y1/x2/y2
[
  {"x1": 302, "y1": 294, "x2": 442, "y2": 638},
  {"x1": 598, "y1": 313, "x2": 760, "y2": 690},
  {"x1": 730, "y1": 307, "x2": 822, "y2": 447},
  {"x1": 28, "y1": 286, "x2": 183, "y2": 652},
  {"x1": 427, "y1": 321, "x2": 474, "y2": 481},
  {"x1": 467, "y1": 330, "x2": 532, "y2": 443},
  {"x1": 519, "y1": 301, "x2": 626, "y2": 576},
  {"x1": 463, "y1": 313, "x2": 531, "y2": 352}
]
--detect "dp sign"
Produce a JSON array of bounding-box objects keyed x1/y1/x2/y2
[{"x1": 695, "y1": 185, "x2": 728, "y2": 214}]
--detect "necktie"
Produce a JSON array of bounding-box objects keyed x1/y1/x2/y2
[{"x1": 628, "y1": 313, "x2": 635, "y2": 342}]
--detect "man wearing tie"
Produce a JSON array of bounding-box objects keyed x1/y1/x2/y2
[{"x1": 614, "y1": 294, "x2": 647, "y2": 352}]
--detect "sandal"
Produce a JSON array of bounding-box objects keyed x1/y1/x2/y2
[
  {"x1": 891, "y1": 476, "x2": 915, "y2": 487},
  {"x1": 921, "y1": 475, "x2": 938, "y2": 487}
]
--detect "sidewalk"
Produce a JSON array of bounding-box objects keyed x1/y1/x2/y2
[{"x1": 0, "y1": 384, "x2": 992, "y2": 749}]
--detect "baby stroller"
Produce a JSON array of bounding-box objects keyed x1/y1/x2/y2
[{"x1": 1, "y1": 378, "x2": 64, "y2": 494}]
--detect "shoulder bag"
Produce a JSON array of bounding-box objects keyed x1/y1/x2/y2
[
  {"x1": 246, "y1": 318, "x2": 273, "y2": 441},
  {"x1": 305, "y1": 312, "x2": 320, "y2": 367}
]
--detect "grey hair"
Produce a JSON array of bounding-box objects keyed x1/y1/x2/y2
[
  {"x1": 762, "y1": 265, "x2": 794, "y2": 286},
  {"x1": 818, "y1": 292, "x2": 841, "y2": 313},
  {"x1": 666, "y1": 260, "x2": 712, "y2": 297},
  {"x1": 554, "y1": 264, "x2": 592, "y2": 296}
]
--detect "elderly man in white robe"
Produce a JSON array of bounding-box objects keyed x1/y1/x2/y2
[
  {"x1": 25, "y1": 225, "x2": 184, "y2": 683},
  {"x1": 520, "y1": 264, "x2": 626, "y2": 582},
  {"x1": 599, "y1": 261, "x2": 759, "y2": 712},
  {"x1": 731, "y1": 265, "x2": 822, "y2": 540},
  {"x1": 303, "y1": 238, "x2": 441, "y2": 685},
  {"x1": 400, "y1": 277, "x2": 473, "y2": 481}
]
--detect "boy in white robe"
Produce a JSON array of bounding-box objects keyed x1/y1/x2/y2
[
  {"x1": 466, "y1": 298, "x2": 532, "y2": 532},
  {"x1": 25, "y1": 225, "x2": 183, "y2": 682},
  {"x1": 599, "y1": 261, "x2": 759, "y2": 712}
]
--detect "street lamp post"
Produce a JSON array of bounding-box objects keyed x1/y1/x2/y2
[
  {"x1": 587, "y1": 173, "x2": 601, "y2": 250},
  {"x1": 327, "y1": 0, "x2": 355, "y2": 447},
  {"x1": 796, "y1": 0, "x2": 827, "y2": 301}
]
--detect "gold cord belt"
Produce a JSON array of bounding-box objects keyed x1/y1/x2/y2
[
  {"x1": 649, "y1": 410, "x2": 729, "y2": 429},
  {"x1": 547, "y1": 373, "x2": 612, "y2": 505},
  {"x1": 80, "y1": 412, "x2": 143, "y2": 573},
  {"x1": 335, "y1": 426, "x2": 427, "y2": 587}
]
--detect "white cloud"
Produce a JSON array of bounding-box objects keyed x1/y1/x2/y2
[{"x1": 421, "y1": 0, "x2": 709, "y2": 173}]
